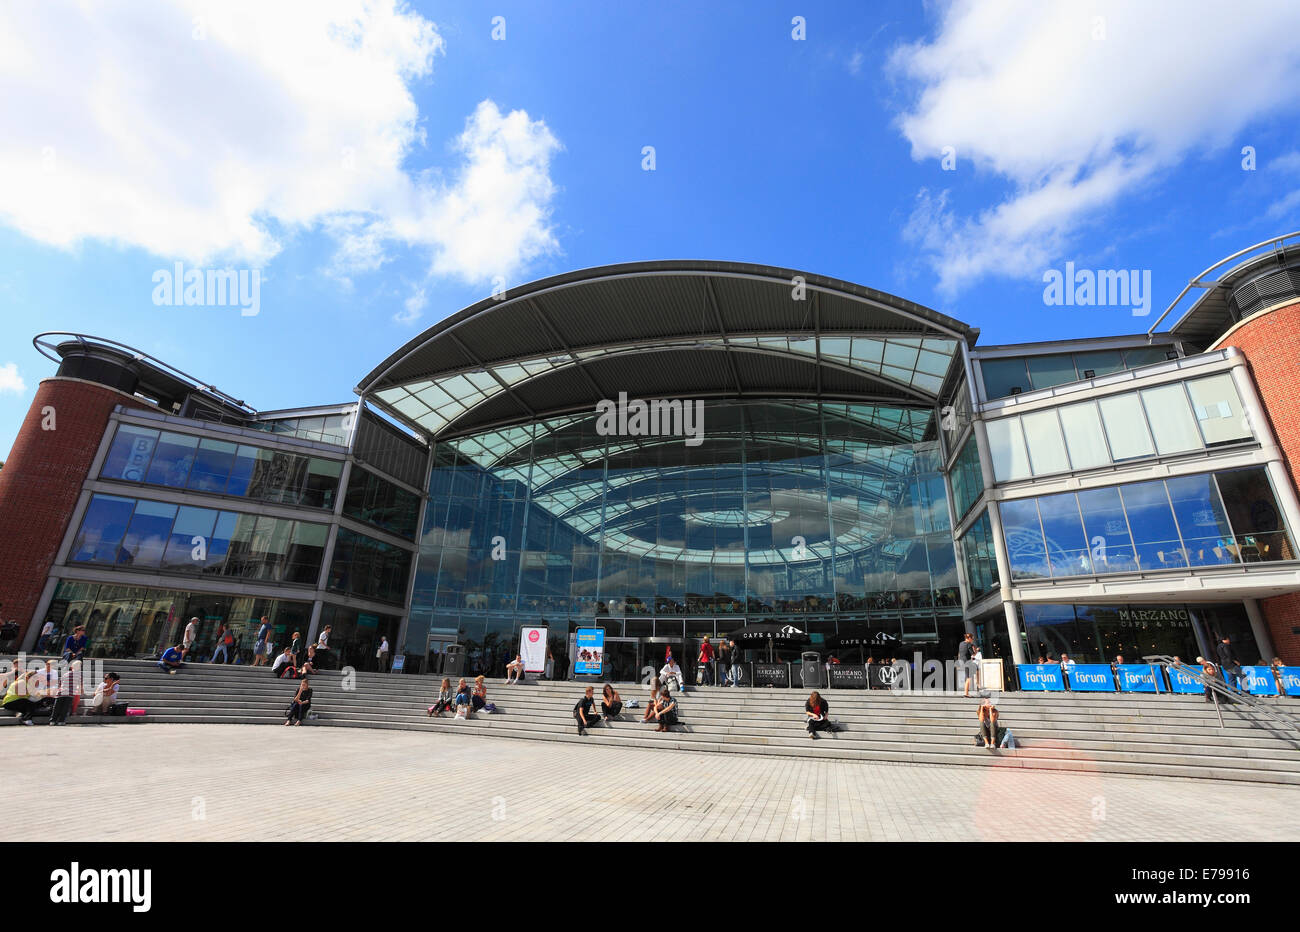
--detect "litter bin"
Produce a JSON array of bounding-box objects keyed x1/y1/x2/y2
[
  {"x1": 800, "y1": 651, "x2": 826, "y2": 688},
  {"x1": 442, "y1": 643, "x2": 465, "y2": 678}
]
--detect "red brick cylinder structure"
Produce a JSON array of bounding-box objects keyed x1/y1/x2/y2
[
  {"x1": 1216, "y1": 299, "x2": 1300, "y2": 662},
  {"x1": 0, "y1": 378, "x2": 145, "y2": 645}
]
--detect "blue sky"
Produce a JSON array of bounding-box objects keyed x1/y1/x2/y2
[{"x1": 2, "y1": 0, "x2": 1299, "y2": 459}]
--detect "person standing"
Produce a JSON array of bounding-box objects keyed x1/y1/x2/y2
[
  {"x1": 728, "y1": 639, "x2": 742, "y2": 687},
  {"x1": 958, "y1": 632, "x2": 975, "y2": 697},
  {"x1": 252, "y1": 616, "x2": 272, "y2": 667},
  {"x1": 181, "y1": 617, "x2": 199, "y2": 660},
  {"x1": 697, "y1": 636, "x2": 715, "y2": 686},
  {"x1": 315, "y1": 625, "x2": 332, "y2": 671},
  {"x1": 289, "y1": 630, "x2": 304, "y2": 668},
  {"x1": 376, "y1": 636, "x2": 390, "y2": 673},
  {"x1": 1216, "y1": 636, "x2": 1243, "y2": 692},
  {"x1": 210, "y1": 623, "x2": 230, "y2": 664}
]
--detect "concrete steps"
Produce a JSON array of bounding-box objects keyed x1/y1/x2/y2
[{"x1": 8, "y1": 659, "x2": 1299, "y2": 785}]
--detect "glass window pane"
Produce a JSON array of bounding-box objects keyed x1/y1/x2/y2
[
  {"x1": 1140, "y1": 384, "x2": 1202, "y2": 455},
  {"x1": 1119, "y1": 481, "x2": 1185, "y2": 569},
  {"x1": 1098, "y1": 393, "x2": 1155, "y2": 460},
  {"x1": 999, "y1": 498, "x2": 1048, "y2": 579},
  {"x1": 1124, "y1": 346, "x2": 1173, "y2": 368},
  {"x1": 987, "y1": 417, "x2": 1031, "y2": 481},
  {"x1": 1165, "y1": 474, "x2": 1236, "y2": 567},
  {"x1": 144, "y1": 432, "x2": 199, "y2": 488},
  {"x1": 1022, "y1": 410, "x2": 1070, "y2": 475},
  {"x1": 1215, "y1": 467, "x2": 1295, "y2": 562},
  {"x1": 186, "y1": 438, "x2": 238, "y2": 493},
  {"x1": 303, "y1": 458, "x2": 342, "y2": 509},
  {"x1": 1186, "y1": 374, "x2": 1251, "y2": 446},
  {"x1": 249, "y1": 516, "x2": 294, "y2": 581},
  {"x1": 204, "y1": 511, "x2": 239, "y2": 575},
  {"x1": 1036, "y1": 493, "x2": 1091, "y2": 577},
  {"x1": 162, "y1": 506, "x2": 219, "y2": 571},
  {"x1": 980, "y1": 358, "x2": 1029, "y2": 399},
  {"x1": 224, "y1": 444, "x2": 259, "y2": 497},
  {"x1": 1026, "y1": 353, "x2": 1078, "y2": 390},
  {"x1": 71, "y1": 494, "x2": 137, "y2": 563},
  {"x1": 118, "y1": 500, "x2": 178, "y2": 568},
  {"x1": 1076, "y1": 486, "x2": 1137, "y2": 573},
  {"x1": 1073, "y1": 350, "x2": 1125, "y2": 378},
  {"x1": 1058, "y1": 401, "x2": 1111, "y2": 470},
  {"x1": 285, "y1": 521, "x2": 328, "y2": 584},
  {"x1": 100, "y1": 425, "x2": 159, "y2": 482}
]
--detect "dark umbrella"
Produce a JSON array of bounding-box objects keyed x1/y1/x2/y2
[
  {"x1": 725, "y1": 623, "x2": 810, "y2": 661},
  {"x1": 828, "y1": 625, "x2": 903, "y2": 662}
]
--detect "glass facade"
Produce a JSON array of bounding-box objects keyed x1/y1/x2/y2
[
  {"x1": 328, "y1": 528, "x2": 414, "y2": 605},
  {"x1": 407, "y1": 400, "x2": 963, "y2": 656},
  {"x1": 246, "y1": 413, "x2": 352, "y2": 446},
  {"x1": 1021, "y1": 602, "x2": 1260, "y2": 665},
  {"x1": 979, "y1": 344, "x2": 1177, "y2": 399},
  {"x1": 960, "y1": 509, "x2": 999, "y2": 600},
  {"x1": 985, "y1": 373, "x2": 1253, "y2": 481},
  {"x1": 101, "y1": 423, "x2": 343, "y2": 509},
  {"x1": 949, "y1": 436, "x2": 984, "y2": 519},
  {"x1": 343, "y1": 465, "x2": 421, "y2": 540},
  {"x1": 44, "y1": 579, "x2": 312, "y2": 660},
  {"x1": 1001, "y1": 467, "x2": 1295, "y2": 580},
  {"x1": 70, "y1": 493, "x2": 328, "y2": 584}
]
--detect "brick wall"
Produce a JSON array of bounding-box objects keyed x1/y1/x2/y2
[
  {"x1": 1218, "y1": 299, "x2": 1300, "y2": 662},
  {"x1": 0, "y1": 379, "x2": 144, "y2": 644}
]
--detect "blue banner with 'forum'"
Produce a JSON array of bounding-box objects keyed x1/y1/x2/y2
[
  {"x1": 1018, "y1": 664, "x2": 1065, "y2": 691},
  {"x1": 1115, "y1": 664, "x2": 1164, "y2": 693},
  {"x1": 1067, "y1": 664, "x2": 1116, "y2": 692},
  {"x1": 1167, "y1": 665, "x2": 1205, "y2": 694}
]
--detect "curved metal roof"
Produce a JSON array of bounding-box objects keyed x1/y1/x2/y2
[
  {"x1": 1150, "y1": 232, "x2": 1300, "y2": 348},
  {"x1": 357, "y1": 260, "x2": 976, "y2": 439}
]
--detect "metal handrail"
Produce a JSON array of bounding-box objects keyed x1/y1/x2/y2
[{"x1": 1144, "y1": 655, "x2": 1300, "y2": 745}]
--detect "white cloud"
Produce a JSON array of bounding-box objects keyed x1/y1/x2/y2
[
  {"x1": 0, "y1": 363, "x2": 25, "y2": 394},
  {"x1": 0, "y1": 1, "x2": 562, "y2": 286},
  {"x1": 891, "y1": 0, "x2": 1300, "y2": 294},
  {"x1": 395, "y1": 285, "x2": 426, "y2": 325}
]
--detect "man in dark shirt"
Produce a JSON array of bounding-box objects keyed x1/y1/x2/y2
[
  {"x1": 574, "y1": 685, "x2": 601, "y2": 735},
  {"x1": 1216, "y1": 637, "x2": 1243, "y2": 692}
]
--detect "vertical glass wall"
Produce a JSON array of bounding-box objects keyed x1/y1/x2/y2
[
  {"x1": 999, "y1": 466, "x2": 1295, "y2": 580},
  {"x1": 1020, "y1": 602, "x2": 1259, "y2": 665},
  {"x1": 408, "y1": 400, "x2": 960, "y2": 660},
  {"x1": 43, "y1": 579, "x2": 311, "y2": 660}
]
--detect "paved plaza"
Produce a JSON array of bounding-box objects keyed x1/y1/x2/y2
[{"x1": 6, "y1": 724, "x2": 1299, "y2": 842}]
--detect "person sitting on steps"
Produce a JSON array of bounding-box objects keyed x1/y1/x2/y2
[
  {"x1": 574, "y1": 685, "x2": 601, "y2": 735},
  {"x1": 651, "y1": 686, "x2": 678, "y2": 733}
]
